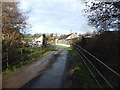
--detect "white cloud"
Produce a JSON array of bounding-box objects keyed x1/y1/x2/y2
[
  {"x1": 19, "y1": 0, "x2": 78, "y2": 3},
  {"x1": 19, "y1": 0, "x2": 30, "y2": 11},
  {"x1": 19, "y1": 0, "x2": 93, "y2": 34}
]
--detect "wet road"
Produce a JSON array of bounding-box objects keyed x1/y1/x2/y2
[
  {"x1": 22, "y1": 50, "x2": 68, "y2": 88},
  {"x1": 3, "y1": 51, "x2": 58, "y2": 88}
]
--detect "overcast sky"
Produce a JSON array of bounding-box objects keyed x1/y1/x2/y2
[{"x1": 19, "y1": 0, "x2": 95, "y2": 35}]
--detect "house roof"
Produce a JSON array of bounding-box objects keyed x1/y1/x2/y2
[
  {"x1": 58, "y1": 34, "x2": 72, "y2": 40},
  {"x1": 34, "y1": 36, "x2": 43, "y2": 41},
  {"x1": 58, "y1": 33, "x2": 79, "y2": 40}
]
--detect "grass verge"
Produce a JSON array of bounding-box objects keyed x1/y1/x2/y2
[
  {"x1": 55, "y1": 45, "x2": 72, "y2": 50},
  {"x1": 3, "y1": 45, "x2": 57, "y2": 76},
  {"x1": 65, "y1": 47, "x2": 99, "y2": 88}
]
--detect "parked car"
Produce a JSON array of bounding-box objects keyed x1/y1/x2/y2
[{"x1": 32, "y1": 41, "x2": 42, "y2": 47}]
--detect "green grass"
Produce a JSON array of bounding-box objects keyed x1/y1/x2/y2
[
  {"x1": 3, "y1": 46, "x2": 57, "y2": 76},
  {"x1": 22, "y1": 37, "x2": 33, "y2": 41},
  {"x1": 67, "y1": 47, "x2": 99, "y2": 88},
  {"x1": 55, "y1": 45, "x2": 72, "y2": 50}
]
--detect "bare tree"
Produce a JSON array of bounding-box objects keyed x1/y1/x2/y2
[
  {"x1": 2, "y1": 1, "x2": 28, "y2": 70},
  {"x1": 85, "y1": 1, "x2": 120, "y2": 33}
]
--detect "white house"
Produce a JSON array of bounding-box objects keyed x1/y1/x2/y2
[
  {"x1": 32, "y1": 36, "x2": 43, "y2": 46},
  {"x1": 56, "y1": 33, "x2": 79, "y2": 47}
]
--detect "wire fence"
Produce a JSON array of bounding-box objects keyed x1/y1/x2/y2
[
  {"x1": 2, "y1": 45, "x2": 56, "y2": 71},
  {"x1": 2, "y1": 48, "x2": 43, "y2": 71},
  {"x1": 75, "y1": 44, "x2": 120, "y2": 88},
  {"x1": 2, "y1": 50, "x2": 28, "y2": 71}
]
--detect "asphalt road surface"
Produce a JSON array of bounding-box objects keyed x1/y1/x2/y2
[{"x1": 22, "y1": 50, "x2": 68, "y2": 88}]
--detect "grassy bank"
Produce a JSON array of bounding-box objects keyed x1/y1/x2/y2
[
  {"x1": 3, "y1": 45, "x2": 57, "y2": 75},
  {"x1": 66, "y1": 47, "x2": 99, "y2": 88},
  {"x1": 55, "y1": 45, "x2": 72, "y2": 50},
  {"x1": 55, "y1": 45, "x2": 98, "y2": 88}
]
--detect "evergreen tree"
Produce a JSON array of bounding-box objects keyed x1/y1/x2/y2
[{"x1": 42, "y1": 34, "x2": 47, "y2": 48}]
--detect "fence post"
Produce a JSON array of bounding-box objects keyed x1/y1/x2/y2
[{"x1": 6, "y1": 51, "x2": 9, "y2": 69}]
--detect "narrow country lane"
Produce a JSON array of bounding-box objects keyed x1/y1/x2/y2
[
  {"x1": 3, "y1": 51, "x2": 60, "y2": 88},
  {"x1": 22, "y1": 49, "x2": 68, "y2": 88}
]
